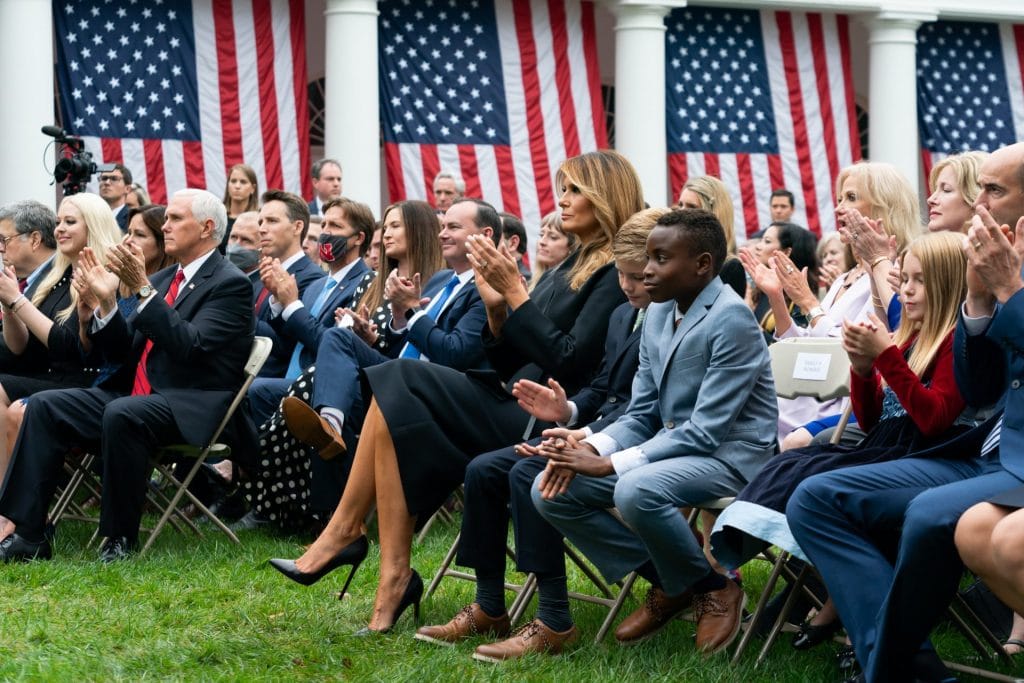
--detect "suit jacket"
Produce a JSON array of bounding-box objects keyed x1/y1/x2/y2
[
  {"x1": 482, "y1": 250, "x2": 626, "y2": 396},
  {"x1": 114, "y1": 205, "x2": 129, "y2": 232},
  {"x1": 383, "y1": 269, "x2": 489, "y2": 371},
  {"x1": 91, "y1": 250, "x2": 256, "y2": 454},
  {"x1": 599, "y1": 278, "x2": 777, "y2": 482},
  {"x1": 266, "y1": 258, "x2": 374, "y2": 372},
  {"x1": 255, "y1": 254, "x2": 330, "y2": 376},
  {"x1": 574, "y1": 302, "x2": 644, "y2": 434},
  {"x1": 308, "y1": 199, "x2": 321, "y2": 216},
  {"x1": 907, "y1": 294, "x2": 1024, "y2": 477}
]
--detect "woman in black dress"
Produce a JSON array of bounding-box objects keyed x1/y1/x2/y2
[{"x1": 270, "y1": 150, "x2": 645, "y2": 633}]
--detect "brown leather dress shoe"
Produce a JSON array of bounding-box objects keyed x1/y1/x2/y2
[
  {"x1": 281, "y1": 396, "x2": 346, "y2": 460},
  {"x1": 694, "y1": 578, "x2": 746, "y2": 655},
  {"x1": 472, "y1": 619, "x2": 578, "y2": 663},
  {"x1": 614, "y1": 586, "x2": 693, "y2": 645},
  {"x1": 414, "y1": 603, "x2": 512, "y2": 646}
]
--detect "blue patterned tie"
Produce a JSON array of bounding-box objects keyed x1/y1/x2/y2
[
  {"x1": 400, "y1": 275, "x2": 460, "y2": 360},
  {"x1": 285, "y1": 278, "x2": 339, "y2": 379}
]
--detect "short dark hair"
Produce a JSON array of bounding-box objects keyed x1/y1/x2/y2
[
  {"x1": 773, "y1": 222, "x2": 819, "y2": 291},
  {"x1": 261, "y1": 189, "x2": 311, "y2": 242},
  {"x1": 770, "y1": 188, "x2": 794, "y2": 207},
  {"x1": 499, "y1": 212, "x2": 528, "y2": 254},
  {"x1": 126, "y1": 204, "x2": 174, "y2": 271},
  {"x1": 0, "y1": 200, "x2": 57, "y2": 249},
  {"x1": 323, "y1": 197, "x2": 376, "y2": 256},
  {"x1": 454, "y1": 198, "x2": 501, "y2": 246},
  {"x1": 113, "y1": 163, "x2": 133, "y2": 186},
  {"x1": 655, "y1": 208, "x2": 727, "y2": 276},
  {"x1": 311, "y1": 158, "x2": 341, "y2": 180}
]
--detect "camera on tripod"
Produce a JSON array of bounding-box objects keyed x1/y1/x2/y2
[{"x1": 41, "y1": 125, "x2": 112, "y2": 195}]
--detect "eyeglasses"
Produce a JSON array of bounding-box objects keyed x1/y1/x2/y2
[
  {"x1": 99, "y1": 174, "x2": 124, "y2": 184},
  {"x1": 0, "y1": 233, "x2": 22, "y2": 247}
]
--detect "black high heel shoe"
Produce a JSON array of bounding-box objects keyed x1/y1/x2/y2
[
  {"x1": 268, "y1": 535, "x2": 369, "y2": 600},
  {"x1": 353, "y1": 569, "x2": 423, "y2": 636},
  {"x1": 792, "y1": 618, "x2": 842, "y2": 650}
]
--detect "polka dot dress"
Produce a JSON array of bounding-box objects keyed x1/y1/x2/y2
[{"x1": 242, "y1": 292, "x2": 392, "y2": 530}]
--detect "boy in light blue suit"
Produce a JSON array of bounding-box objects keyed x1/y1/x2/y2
[{"x1": 532, "y1": 208, "x2": 777, "y2": 654}]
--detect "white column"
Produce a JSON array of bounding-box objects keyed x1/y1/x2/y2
[
  {"x1": 866, "y1": 10, "x2": 936, "y2": 195},
  {"x1": 324, "y1": 0, "x2": 380, "y2": 214},
  {"x1": 0, "y1": 0, "x2": 55, "y2": 206},
  {"x1": 612, "y1": 1, "x2": 684, "y2": 207}
]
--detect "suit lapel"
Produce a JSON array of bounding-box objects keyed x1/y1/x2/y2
[
  {"x1": 172, "y1": 251, "x2": 221, "y2": 309},
  {"x1": 656, "y1": 279, "x2": 722, "y2": 387},
  {"x1": 606, "y1": 308, "x2": 641, "y2": 379}
]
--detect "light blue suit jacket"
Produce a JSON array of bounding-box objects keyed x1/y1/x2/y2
[{"x1": 600, "y1": 277, "x2": 778, "y2": 482}]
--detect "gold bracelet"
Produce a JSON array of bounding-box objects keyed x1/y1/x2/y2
[
  {"x1": 869, "y1": 256, "x2": 889, "y2": 270},
  {"x1": 12, "y1": 299, "x2": 28, "y2": 313}
]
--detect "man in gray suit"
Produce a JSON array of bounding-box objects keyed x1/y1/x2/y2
[{"x1": 531, "y1": 209, "x2": 777, "y2": 655}]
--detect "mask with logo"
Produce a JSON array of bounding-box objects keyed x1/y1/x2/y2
[
  {"x1": 226, "y1": 243, "x2": 260, "y2": 271},
  {"x1": 318, "y1": 232, "x2": 351, "y2": 263}
]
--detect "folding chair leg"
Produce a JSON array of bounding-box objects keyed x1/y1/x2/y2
[
  {"x1": 425, "y1": 531, "x2": 463, "y2": 601},
  {"x1": 594, "y1": 570, "x2": 639, "y2": 644},
  {"x1": 508, "y1": 573, "x2": 537, "y2": 625},
  {"x1": 950, "y1": 593, "x2": 1013, "y2": 662},
  {"x1": 564, "y1": 542, "x2": 614, "y2": 599},
  {"x1": 755, "y1": 564, "x2": 809, "y2": 667},
  {"x1": 733, "y1": 550, "x2": 789, "y2": 663}
]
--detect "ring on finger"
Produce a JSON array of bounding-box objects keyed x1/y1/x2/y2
[
  {"x1": 786, "y1": 267, "x2": 795, "y2": 274},
  {"x1": 972, "y1": 240, "x2": 983, "y2": 250}
]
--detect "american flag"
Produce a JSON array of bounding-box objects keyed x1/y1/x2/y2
[
  {"x1": 917, "y1": 20, "x2": 1024, "y2": 180},
  {"x1": 666, "y1": 7, "x2": 861, "y2": 240},
  {"x1": 379, "y1": 0, "x2": 607, "y2": 240},
  {"x1": 53, "y1": 0, "x2": 312, "y2": 205}
]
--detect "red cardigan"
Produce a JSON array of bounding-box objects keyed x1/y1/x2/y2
[{"x1": 850, "y1": 331, "x2": 964, "y2": 437}]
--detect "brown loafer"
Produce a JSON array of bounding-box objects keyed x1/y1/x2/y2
[
  {"x1": 414, "y1": 603, "x2": 512, "y2": 646},
  {"x1": 614, "y1": 586, "x2": 693, "y2": 645},
  {"x1": 281, "y1": 396, "x2": 346, "y2": 460},
  {"x1": 694, "y1": 578, "x2": 746, "y2": 655},
  {"x1": 472, "y1": 619, "x2": 577, "y2": 663}
]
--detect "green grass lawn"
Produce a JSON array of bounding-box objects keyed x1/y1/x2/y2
[{"x1": 0, "y1": 518, "x2": 1016, "y2": 681}]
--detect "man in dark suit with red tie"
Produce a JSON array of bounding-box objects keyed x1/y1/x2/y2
[{"x1": 0, "y1": 189, "x2": 255, "y2": 563}]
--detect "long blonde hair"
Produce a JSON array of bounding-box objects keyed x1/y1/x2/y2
[
  {"x1": 35, "y1": 193, "x2": 122, "y2": 323},
  {"x1": 892, "y1": 231, "x2": 967, "y2": 379},
  {"x1": 680, "y1": 175, "x2": 736, "y2": 254},
  {"x1": 835, "y1": 162, "x2": 921, "y2": 253},
  {"x1": 555, "y1": 151, "x2": 645, "y2": 291}
]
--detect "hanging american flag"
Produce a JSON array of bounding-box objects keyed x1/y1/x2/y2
[
  {"x1": 666, "y1": 7, "x2": 861, "y2": 240},
  {"x1": 379, "y1": 0, "x2": 607, "y2": 240},
  {"x1": 917, "y1": 20, "x2": 1024, "y2": 180},
  {"x1": 53, "y1": 0, "x2": 312, "y2": 205}
]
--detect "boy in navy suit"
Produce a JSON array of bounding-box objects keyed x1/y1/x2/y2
[{"x1": 415, "y1": 208, "x2": 666, "y2": 659}]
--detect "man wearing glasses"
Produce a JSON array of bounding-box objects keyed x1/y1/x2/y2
[
  {"x1": 0, "y1": 200, "x2": 57, "y2": 298},
  {"x1": 98, "y1": 163, "x2": 134, "y2": 232}
]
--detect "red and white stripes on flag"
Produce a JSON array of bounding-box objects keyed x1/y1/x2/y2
[
  {"x1": 381, "y1": 0, "x2": 607, "y2": 245},
  {"x1": 666, "y1": 9, "x2": 861, "y2": 241},
  {"x1": 72, "y1": 0, "x2": 312, "y2": 205}
]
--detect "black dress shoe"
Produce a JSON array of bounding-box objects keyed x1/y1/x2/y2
[
  {"x1": 792, "y1": 618, "x2": 842, "y2": 649},
  {"x1": 0, "y1": 533, "x2": 52, "y2": 562},
  {"x1": 836, "y1": 645, "x2": 857, "y2": 671},
  {"x1": 231, "y1": 509, "x2": 273, "y2": 532},
  {"x1": 205, "y1": 486, "x2": 248, "y2": 523},
  {"x1": 99, "y1": 536, "x2": 138, "y2": 563},
  {"x1": 352, "y1": 569, "x2": 423, "y2": 635}
]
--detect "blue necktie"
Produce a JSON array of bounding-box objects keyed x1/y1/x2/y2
[
  {"x1": 285, "y1": 278, "x2": 339, "y2": 379},
  {"x1": 400, "y1": 275, "x2": 460, "y2": 360}
]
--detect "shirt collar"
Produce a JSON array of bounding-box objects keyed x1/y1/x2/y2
[
  {"x1": 329, "y1": 258, "x2": 359, "y2": 283},
  {"x1": 178, "y1": 248, "x2": 217, "y2": 284},
  {"x1": 25, "y1": 254, "x2": 55, "y2": 289},
  {"x1": 279, "y1": 251, "x2": 305, "y2": 271}
]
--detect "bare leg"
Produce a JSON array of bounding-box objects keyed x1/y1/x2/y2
[
  {"x1": 808, "y1": 597, "x2": 839, "y2": 627},
  {"x1": 292, "y1": 400, "x2": 387, "y2": 573},
  {"x1": 0, "y1": 388, "x2": 15, "y2": 540},
  {"x1": 366, "y1": 401, "x2": 417, "y2": 631},
  {"x1": 1006, "y1": 613, "x2": 1024, "y2": 654}
]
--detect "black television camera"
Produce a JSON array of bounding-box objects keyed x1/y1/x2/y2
[{"x1": 42, "y1": 125, "x2": 108, "y2": 195}]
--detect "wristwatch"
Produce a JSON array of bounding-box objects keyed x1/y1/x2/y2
[
  {"x1": 137, "y1": 284, "x2": 155, "y2": 300},
  {"x1": 807, "y1": 305, "x2": 826, "y2": 321},
  {"x1": 404, "y1": 306, "x2": 422, "y2": 321}
]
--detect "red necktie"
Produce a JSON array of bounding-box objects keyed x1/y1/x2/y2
[
  {"x1": 253, "y1": 286, "x2": 270, "y2": 315},
  {"x1": 132, "y1": 269, "x2": 185, "y2": 396}
]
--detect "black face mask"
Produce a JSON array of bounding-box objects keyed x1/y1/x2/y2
[{"x1": 318, "y1": 232, "x2": 351, "y2": 263}]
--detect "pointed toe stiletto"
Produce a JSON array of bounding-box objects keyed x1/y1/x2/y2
[
  {"x1": 352, "y1": 570, "x2": 424, "y2": 636},
  {"x1": 268, "y1": 535, "x2": 369, "y2": 599}
]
